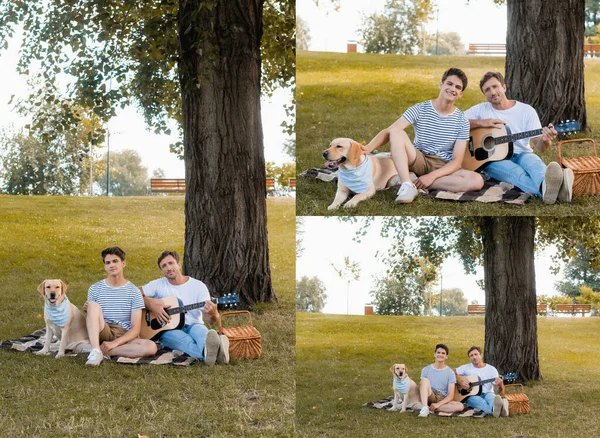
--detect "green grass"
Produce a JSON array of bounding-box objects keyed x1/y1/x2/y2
[
  {"x1": 0, "y1": 195, "x2": 295, "y2": 437},
  {"x1": 296, "y1": 312, "x2": 600, "y2": 438},
  {"x1": 296, "y1": 51, "x2": 600, "y2": 216}
]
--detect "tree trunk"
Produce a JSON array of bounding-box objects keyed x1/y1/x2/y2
[
  {"x1": 177, "y1": 0, "x2": 275, "y2": 305},
  {"x1": 482, "y1": 217, "x2": 542, "y2": 382},
  {"x1": 505, "y1": 0, "x2": 587, "y2": 129}
]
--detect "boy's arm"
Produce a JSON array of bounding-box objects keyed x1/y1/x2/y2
[
  {"x1": 362, "y1": 117, "x2": 410, "y2": 154},
  {"x1": 413, "y1": 140, "x2": 467, "y2": 189},
  {"x1": 99, "y1": 309, "x2": 143, "y2": 354}
]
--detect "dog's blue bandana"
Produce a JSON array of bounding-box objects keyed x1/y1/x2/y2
[
  {"x1": 338, "y1": 154, "x2": 373, "y2": 194},
  {"x1": 45, "y1": 297, "x2": 71, "y2": 327},
  {"x1": 394, "y1": 377, "x2": 410, "y2": 393}
]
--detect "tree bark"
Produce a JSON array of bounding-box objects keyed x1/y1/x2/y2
[
  {"x1": 177, "y1": 0, "x2": 275, "y2": 305},
  {"x1": 505, "y1": 0, "x2": 587, "y2": 129},
  {"x1": 482, "y1": 217, "x2": 542, "y2": 382}
]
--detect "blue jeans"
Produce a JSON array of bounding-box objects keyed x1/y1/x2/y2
[
  {"x1": 465, "y1": 391, "x2": 497, "y2": 414},
  {"x1": 159, "y1": 323, "x2": 208, "y2": 360},
  {"x1": 484, "y1": 152, "x2": 546, "y2": 196}
]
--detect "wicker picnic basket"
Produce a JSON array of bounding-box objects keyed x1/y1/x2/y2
[
  {"x1": 557, "y1": 138, "x2": 600, "y2": 196},
  {"x1": 218, "y1": 310, "x2": 262, "y2": 360},
  {"x1": 501, "y1": 384, "x2": 530, "y2": 414}
]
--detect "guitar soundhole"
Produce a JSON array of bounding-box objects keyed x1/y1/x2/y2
[{"x1": 482, "y1": 135, "x2": 495, "y2": 151}]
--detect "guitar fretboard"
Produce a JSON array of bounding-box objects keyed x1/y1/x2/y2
[
  {"x1": 493, "y1": 129, "x2": 542, "y2": 146},
  {"x1": 166, "y1": 298, "x2": 216, "y2": 315}
]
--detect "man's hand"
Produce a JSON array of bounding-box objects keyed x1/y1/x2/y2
[
  {"x1": 541, "y1": 123, "x2": 558, "y2": 143},
  {"x1": 100, "y1": 340, "x2": 119, "y2": 355},
  {"x1": 414, "y1": 173, "x2": 436, "y2": 189},
  {"x1": 482, "y1": 118, "x2": 506, "y2": 129},
  {"x1": 203, "y1": 300, "x2": 220, "y2": 325},
  {"x1": 149, "y1": 301, "x2": 171, "y2": 326}
]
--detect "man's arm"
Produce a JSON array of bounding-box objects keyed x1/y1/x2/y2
[
  {"x1": 532, "y1": 124, "x2": 558, "y2": 153},
  {"x1": 468, "y1": 118, "x2": 506, "y2": 129},
  {"x1": 361, "y1": 117, "x2": 411, "y2": 154},
  {"x1": 140, "y1": 286, "x2": 171, "y2": 325},
  {"x1": 202, "y1": 300, "x2": 220, "y2": 326}
]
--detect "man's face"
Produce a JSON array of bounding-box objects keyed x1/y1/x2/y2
[
  {"x1": 434, "y1": 347, "x2": 448, "y2": 362},
  {"x1": 104, "y1": 254, "x2": 125, "y2": 277},
  {"x1": 438, "y1": 75, "x2": 464, "y2": 102},
  {"x1": 481, "y1": 77, "x2": 507, "y2": 105},
  {"x1": 469, "y1": 349, "x2": 483, "y2": 366},
  {"x1": 159, "y1": 255, "x2": 181, "y2": 280}
]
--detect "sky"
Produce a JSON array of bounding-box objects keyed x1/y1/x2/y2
[
  {"x1": 297, "y1": 217, "x2": 564, "y2": 315},
  {"x1": 0, "y1": 30, "x2": 293, "y2": 180},
  {"x1": 297, "y1": 0, "x2": 507, "y2": 53}
]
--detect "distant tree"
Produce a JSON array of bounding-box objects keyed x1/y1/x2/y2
[
  {"x1": 432, "y1": 288, "x2": 469, "y2": 316},
  {"x1": 586, "y1": 0, "x2": 600, "y2": 36},
  {"x1": 537, "y1": 294, "x2": 577, "y2": 310},
  {"x1": 576, "y1": 285, "x2": 600, "y2": 314},
  {"x1": 283, "y1": 138, "x2": 295, "y2": 159},
  {"x1": 278, "y1": 162, "x2": 296, "y2": 187},
  {"x1": 296, "y1": 217, "x2": 305, "y2": 257},
  {"x1": 296, "y1": 276, "x2": 327, "y2": 313},
  {"x1": 360, "y1": 0, "x2": 435, "y2": 55},
  {"x1": 371, "y1": 257, "x2": 437, "y2": 315},
  {"x1": 555, "y1": 245, "x2": 600, "y2": 298},
  {"x1": 95, "y1": 149, "x2": 149, "y2": 196},
  {"x1": 331, "y1": 256, "x2": 361, "y2": 314},
  {"x1": 152, "y1": 168, "x2": 166, "y2": 179},
  {"x1": 425, "y1": 32, "x2": 464, "y2": 56},
  {"x1": 297, "y1": 16, "x2": 311, "y2": 50}
]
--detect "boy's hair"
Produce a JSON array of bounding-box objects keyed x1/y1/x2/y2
[
  {"x1": 101, "y1": 246, "x2": 126, "y2": 262},
  {"x1": 435, "y1": 343, "x2": 450, "y2": 355},
  {"x1": 468, "y1": 346, "x2": 482, "y2": 356},
  {"x1": 441, "y1": 67, "x2": 468, "y2": 91},
  {"x1": 479, "y1": 71, "x2": 506, "y2": 91},
  {"x1": 157, "y1": 250, "x2": 180, "y2": 268}
]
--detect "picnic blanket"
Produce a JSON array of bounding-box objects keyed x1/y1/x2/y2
[
  {"x1": 363, "y1": 395, "x2": 486, "y2": 417},
  {"x1": 0, "y1": 328, "x2": 196, "y2": 366},
  {"x1": 300, "y1": 167, "x2": 531, "y2": 205}
]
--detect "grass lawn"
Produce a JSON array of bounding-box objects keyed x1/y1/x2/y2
[
  {"x1": 0, "y1": 195, "x2": 295, "y2": 437},
  {"x1": 296, "y1": 312, "x2": 600, "y2": 438},
  {"x1": 296, "y1": 51, "x2": 600, "y2": 216}
]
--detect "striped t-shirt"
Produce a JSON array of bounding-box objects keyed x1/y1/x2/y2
[
  {"x1": 403, "y1": 100, "x2": 470, "y2": 162},
  {"x1": 88, "y1": 280, "x2": 144, "y2": 331}
]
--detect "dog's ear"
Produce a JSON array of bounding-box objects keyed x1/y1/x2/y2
[
  {"x1": 347, "y1": 141, "x2": 363, "y2": 166},
  {"x1": 60, "y1": 280, "x2": 68, "y2": 295},
  {"x1": 390, "y1": 365, "x2": 395, "y2": 373},
  {"x1": 405, "y1": 365, "x2": 408, "y2": 374},
  {"x1": 37, "y1": 281, "x2": 47, "y2": 295}
]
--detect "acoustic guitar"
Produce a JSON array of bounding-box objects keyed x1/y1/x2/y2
[
  {"x1": 140, "y1": 294, "x2": 239, "y2": 340},
  {"x1": 454, "y1": 372, "x2": 517, "y2": 402},
  {"x1": 462, "y1": 120, "x2": 580, "y2": 172}
]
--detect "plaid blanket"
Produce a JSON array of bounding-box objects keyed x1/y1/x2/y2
[
  {"x1": 363, "y1": 395, "x2": 486, "y2": 417},
  {"x1": 300, "y1": 167, "x2": 531, "y2": 204},
  {"x1": 0, "y1": 329, "x2": 196, "y2": 366}
]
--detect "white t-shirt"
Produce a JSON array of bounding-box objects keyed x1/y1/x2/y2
[
  {"x1": 142, "y1": 277, "x2": 211, "y2": 325},
  {"x1": 456, "y1": 363, "x2": 499, "y2": 393},
  {"x1": 464, "y1": 101, "x2": 542, "y2": 154}
]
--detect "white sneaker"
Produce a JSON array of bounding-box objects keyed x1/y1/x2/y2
[
  {"x1": 542, "y1": 162, "x2": 563, "y2": 204},
  {"x1": 395, "y1": 182, "x2": 418, "y2": 204},
  {"x1": 217, "y1": 334, "x2": 230, "y2": 364},
  {"x1": 500, "y1": 398, "x2": 509, "y2": 417},
  {"x1": 418, "y1": 406, "x2": 430, "y2": 417},
  {"x1": 493, "y1": 395, "x2": 503, "y2": 417},
  {"x1": 203, "y1": 329, "x2": 219, "y2": 366},
  {"x1": 557, "y1": 167, "x2": 574, "y2": 203},
  {"x1": 85, "y1": 348, "x2": 104, "y2": 367}
]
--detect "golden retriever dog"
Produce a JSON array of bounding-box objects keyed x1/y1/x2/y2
[
  {"x1": 36, "y1": 279, "x2": 90, "y2": 358},
  {"x1": 323, "y1": 138, "x2": 399, "y2": 209},
  {"x1": 390, "y1": 363, "x2": 420, "y2": 412}
]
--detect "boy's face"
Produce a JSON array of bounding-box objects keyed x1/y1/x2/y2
[
  {"x1": 104, "y1": 254, "x2": 125, "y2": 277},
  {"x1": 438, "y1": 75, "x2": 464, "y2": 102},
  {"x1": 434, "y1": 347, "x2": 448, "y2": 362},
  {"x1": 481, "y1": 77, "x2": 507, "y2": 106}
]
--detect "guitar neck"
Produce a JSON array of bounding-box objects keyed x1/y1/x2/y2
[
  {"x1": 166, "y1": 298, "x2": 216, "y2": 316},
  {"x1": 494, "y1": 129, "x2": 542, "y2": 145}
]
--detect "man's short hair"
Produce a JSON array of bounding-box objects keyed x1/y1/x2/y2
[
  {"x1": 435, "y1": 343, "x2": 450, "y2": 355},
  {"x1": 157, "y1": 250, "x2": 180, "y2": 268},
  {"x1": 479, "y1": 71, "x2": 506, "y2": 91},
  {"x1": 468, "y1": 346, "x2": 482, "y2": 356},
  {"x1": 102, "y1": 246, "x2": 126, "y2": 262},
  {"x1": 441, "y1": 67, "x2": 468, "y2": 92}
]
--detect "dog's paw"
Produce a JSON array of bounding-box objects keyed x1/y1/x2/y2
[
  {"x1": 343, "y1": 200, "x2": 358, "y2": 208},
  {"x1": 35, "y1": 349, "x2": 50, "y2": 356},
  {"x1": 55, "y1": 352, "x2": 65, "y2": 359},
  {"x1": 327, "y1": 203, "x2": 341, "y2": 210}
]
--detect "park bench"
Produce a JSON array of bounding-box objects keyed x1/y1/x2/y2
[
  {"x1": 467, "y1": 304, "x2": 485, "y2": 315},
  {"x1": 555, "y1": 304, "x2": 591, "y2": 316},
  {"x1": 468, "y1": 43, "x2": 506, "y2": 55},
  {"x1": 151, "y1": 178, "x2": 276, "y2": 194},
  {"x1": 536, "y1": 304, "x2": 548, "y2": 315},
  {"x1": 289, "y1": 177, "x2": 296, "y2": 190},
  {"x1": 584, "y1": 44, "x2": 600, "y2": 57}
]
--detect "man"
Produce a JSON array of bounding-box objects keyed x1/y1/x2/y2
[
  {"x1": 140, "y1": 250, "x2": 229, "y2": 366},
  {"x1": 362, "y1": 67, "x2": 484, "y2": 203},
  {"x1": 465, "y1": 71, "x2": 574, "y2": 204},
  {"x1": 85, "y1": 246, "x2": 158, "y2": 366},
  {"x1": 455, "y1": 346, "x2": 508, "y2": 417},
  {"x1": 416, "y1": 343, "x2": 464, "y2": 417}
]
